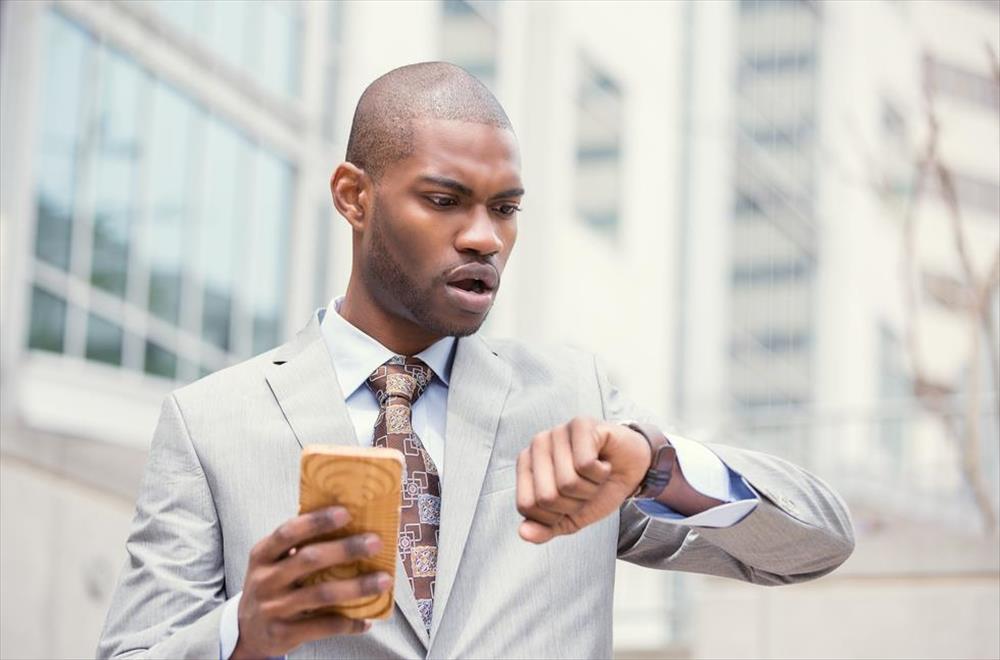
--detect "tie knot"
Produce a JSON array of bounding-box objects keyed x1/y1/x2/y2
[{"x1": 366, "y1": 356, "x2": 433, "y2": 407}]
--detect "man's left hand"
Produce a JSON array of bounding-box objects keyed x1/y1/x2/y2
[{"x1": 516, "y1": 416, "x2": 650, "y2": 544}]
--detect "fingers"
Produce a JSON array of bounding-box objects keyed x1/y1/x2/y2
[
  {"x1": 551, "y1": 426, "x2": 601, "y2": 499},
  {"x1": 277, "y1": 615, "x2": 373, "y2": 650},
  {"x1": 269, "y1": 572, "x2": 393, "y2": 619},
  {"x1": 517, "y1": 418, "x2": 618, "y2": 542},
  {"x1": 518, "y1": 519, "x2": 556, "y2": 544},
  {"x1": 530, "y1": 431, "x2": 583, "y2": 516},
  {"x1": 568, "y1": 418, "x2": 612, "y2": 484},
  {"x1": 269, "y1": 534, "x2": 382, "y2": 590},
  {"x1": 252, "y1": 507, "x2": 351, "y2": 565},
  {"x1": 516, "y1": 447, "x2": 561, "y2": 526}
]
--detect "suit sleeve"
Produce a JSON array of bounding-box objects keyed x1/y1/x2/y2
[
  {"x1": 593, "y1": 355, "x2": 856, "y2": 585},
  {"x1": 96, "y1": 394, "x2": 227, "y2": 658}
]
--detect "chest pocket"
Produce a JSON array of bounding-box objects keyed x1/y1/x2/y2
[{"x1": 479, "y1": 464, "x2": 517, "y2": 496}]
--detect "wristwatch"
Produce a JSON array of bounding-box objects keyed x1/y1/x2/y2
[{"x1": 619, "y1": 421, "x2": 675, "y2": 499}]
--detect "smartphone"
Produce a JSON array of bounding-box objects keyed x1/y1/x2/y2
[{"x1": 298, "y1": 444, "x2": 404, "y2": 620}]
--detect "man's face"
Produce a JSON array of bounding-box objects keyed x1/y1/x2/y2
[{"x1": 360, "y1": 118, "x2": 523, "y2": 338}]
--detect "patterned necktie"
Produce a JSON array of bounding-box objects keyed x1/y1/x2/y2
[{"x1": 366, "y1": 356, "x2": 439, "y2": 632}]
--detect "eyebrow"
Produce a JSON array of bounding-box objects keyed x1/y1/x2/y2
[{"x1": 417, "y1": 175, "x2": 524, "y2": 201}]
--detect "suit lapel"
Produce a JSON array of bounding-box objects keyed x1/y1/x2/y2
[
  {"x1": 264, "y1": 315, "x2": 358, "y2": 450},
  {"x1": 429, "y1": 334, "x2": 512, "y2": 645},
  {"x1": 264, "y1": 312, "x2": 430, "y2": 648}
]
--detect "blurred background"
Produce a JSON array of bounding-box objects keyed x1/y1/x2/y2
[{"x1": 1, "y1": 0, "x2": 998, "y2": 658}]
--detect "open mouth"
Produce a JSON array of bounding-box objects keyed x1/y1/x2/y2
[{"x1": 448, "y1": 278, "x2": 491, "y2": 295}]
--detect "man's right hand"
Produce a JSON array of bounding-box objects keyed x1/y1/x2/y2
[{"x1": 231, "y1": 506, "x2": 392, "y2": 659}]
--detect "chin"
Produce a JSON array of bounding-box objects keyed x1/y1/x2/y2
[{"x1": 422, "y1": 309, "x2": 489, "y2": 338}]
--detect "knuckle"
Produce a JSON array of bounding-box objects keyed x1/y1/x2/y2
[
  {"x1": 536, "y1": 489, "x2": 559, "y2": 508},
  {"x1": 574, "y1": 455, "x2": 596, "y2": 473},
  {"x1": 345, "y1": 535, "x2": 369, "y2": 558},
  {"x1": 555, "y1": 475, "x2": 577, "y2": 494},
  {"x1": 320, "y1": 581, "x2": 343, "y2": 604},
  {"x1": 265, "y1": 620, "x2": 286, "y2": 641},
  {"x1": 361, "y1": 574, "x2": 383, "y2": 595},
  {"x1": 515, "y1": 497, "x2": 532, "y2": 517},
  {"x1": 244, "y1": 571, "x2": 264, "y2": 595},
  {"x1": 248, "y1": 543, "x2": 263, "y2": 564},
  {"x1": 259, "y1": 600, "x2": 281, "y2": 620},
  {"x1": 297, "y1": 545, "x2": 321, "y2": 569},
  {"x1": 272, "y1": 524, "x2": 294, "y2": 546}
]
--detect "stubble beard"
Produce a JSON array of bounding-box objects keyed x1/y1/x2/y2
[{"x1": 365, "y1": 202, "x2": 489, "y2": 339}]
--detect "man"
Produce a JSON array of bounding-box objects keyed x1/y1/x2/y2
[{"x1": 98, "y1": 62, "x2": 854, "y2": 659}]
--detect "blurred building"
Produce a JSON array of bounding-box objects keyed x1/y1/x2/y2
[{"x1": 1, "y1": 1, "x2": 998, "y2": 659}]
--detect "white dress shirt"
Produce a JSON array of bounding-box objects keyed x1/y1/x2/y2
[{"x1": 219, "y1": 297, "x2": 758, "y2": 658}]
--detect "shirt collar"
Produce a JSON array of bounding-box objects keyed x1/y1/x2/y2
[{"x1": 319, "y1": 296, "x2": 456, "y2": 398}]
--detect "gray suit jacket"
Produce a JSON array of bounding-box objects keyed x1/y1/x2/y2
[{"x1": 97, "y1": 311, "x2": 854, "y2": 659}]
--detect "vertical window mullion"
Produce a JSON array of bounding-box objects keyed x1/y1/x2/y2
[
  {"x1": 177, "y1": 108, "x2": 207, "y2": 382},
  {"x1": 122, "y1": 68, "x2": 154, "y2": 372},
  {"x1": 231, "y1": 142, "x2": 257, "y2": 360},
  {"x1": 64, "y1": 39, "x2": 104, "y2": 360}
]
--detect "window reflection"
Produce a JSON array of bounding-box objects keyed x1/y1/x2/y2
[
  {"x1": 575, "y1": 58, "x2": 623, "y2": 236},
  {"x1": 441, "y1": 1, "x2": 498, "y2": 92},
  {"x1": 28, "y1": 286, "x2": 67, "y2": 353},
  {"x1": 158, "y1": 0, "x2": 300, "y2": 100},
  {"x1": 147, "y1": 84, "x2": 200, "y2": 326},
  {"x1": 199, "y1": 120, "x2": 250, "y2": 352},
  {"x1": 250, "y1": 152, "x2": 293, "y2": 354},
  {"x1": 144, "y1": 340, "x2": 177, "y2": 379},
  {"x1": 91, "y1": 50, "x2": 147, "y2": 298},
  {"x1": 35, "y1": 12, "x2": 91, "y2": 271},
  {"x1": 85, "y1": 313, "x2": 123, "y2": 365},
  {"x1": 27, "y1": 9, "x2": 296, "y2": 382}
]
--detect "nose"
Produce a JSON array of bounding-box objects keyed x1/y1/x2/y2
[{"x1": 455, "y1": 205, "x2": 503, "y2": 256}]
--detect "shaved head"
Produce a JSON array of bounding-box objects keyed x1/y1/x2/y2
[{"x1": 345, "y1": 62, "x2": 513, "y2": 180}]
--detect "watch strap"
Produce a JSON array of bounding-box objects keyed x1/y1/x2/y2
[{"x1": 621, "y1": 421, "x2": 675, "y2": 499}]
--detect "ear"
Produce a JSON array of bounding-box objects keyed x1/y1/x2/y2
[{"x1": 330, "y1": 162, "x2": 372, "y2": 231}]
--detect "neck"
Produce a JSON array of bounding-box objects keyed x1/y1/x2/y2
[{"x1": 339, "y1": 278, "x2": 441, "y2": 356}]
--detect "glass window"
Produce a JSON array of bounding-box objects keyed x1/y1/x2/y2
[
  {"x1": 249, "y1": 152, "x2": 293, "y2": 354},
  {"x1": 155, "y1": 0, "x2": 208, "y2": 40},
  {"x1": 85, "y1": 313, "x2": 123, "y2": 365},
  {"x1": 575, "y1": 57, "x2": 623, "y2": 237},
  {"x1": 441, "y1": 1, "x2": 498, "y2": 91},
  {"x1": 729, "y1": 2, "x2": 819, "y2": 426},
  {"x1": 26, "y1": 9, "x2": 297, "y2": 384},
  {"x1": 147, "y1": 84, "x2": 201, "y2": 326},
  {"x1": 35, "y1": 12, "x2": 93, "y2": 271},
  {"x1": 91, "y1": 49, "x2": 148, "y2": 298},
  {"x1": 208, "y1": 0, "x2": 250, "y2": 70},
  {"x1": 144, "y1": 340, "x2": 177, "y2": 379},
  {"x1": 732, "y1": 260, "x2": 811, "y2": 285},
  {"x1": 157, "y1": 0, "x2": 300, "y2": 100},
  {"x1": 199, "y1": 120, "x2": 250, "y2": 352},
  {"x1": 259, "y1": 2, "x2": 300, "y2": 98},
  {"x1": 27, "y1": 286, "x2": 67, "y2": 353},
  {"x1": 321, "y1": 1, "x2": 342, "y2": 143}
]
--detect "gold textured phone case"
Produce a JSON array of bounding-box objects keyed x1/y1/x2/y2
[{"x1": 298, "y1": 444, "x2": 404, "y2": 620}]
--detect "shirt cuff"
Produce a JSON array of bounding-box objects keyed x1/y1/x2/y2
[
  {"x1": 219, "y1": 592, "x2": 242, "y2": 660},
  {"x1": 632, "y1": 433, "x2": 758, "y2": 528}
]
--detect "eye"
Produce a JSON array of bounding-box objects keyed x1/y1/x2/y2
[
  {"x1": 425, "y1": 195, "x2": 458, "y2": 208},
  {"x1": 493, "y1": 203, "x2": 522, "y2": 217}
]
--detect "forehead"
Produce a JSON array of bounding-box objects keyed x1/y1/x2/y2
[{"x1": 395, "y1": 118, "x2": 521, "y2": 189}]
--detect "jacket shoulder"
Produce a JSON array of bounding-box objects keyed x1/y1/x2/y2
[{"x1": 480, "y1": 336, "x2": 599, "y2": 384}]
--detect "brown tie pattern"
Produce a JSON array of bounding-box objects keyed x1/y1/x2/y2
[{"x1": 366, "y1": 356, "x2": 439, "y2": 632}]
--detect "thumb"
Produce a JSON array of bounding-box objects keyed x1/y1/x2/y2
[{"x1": 519, "y1": 519, "x2": 556, "y2": 544}]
